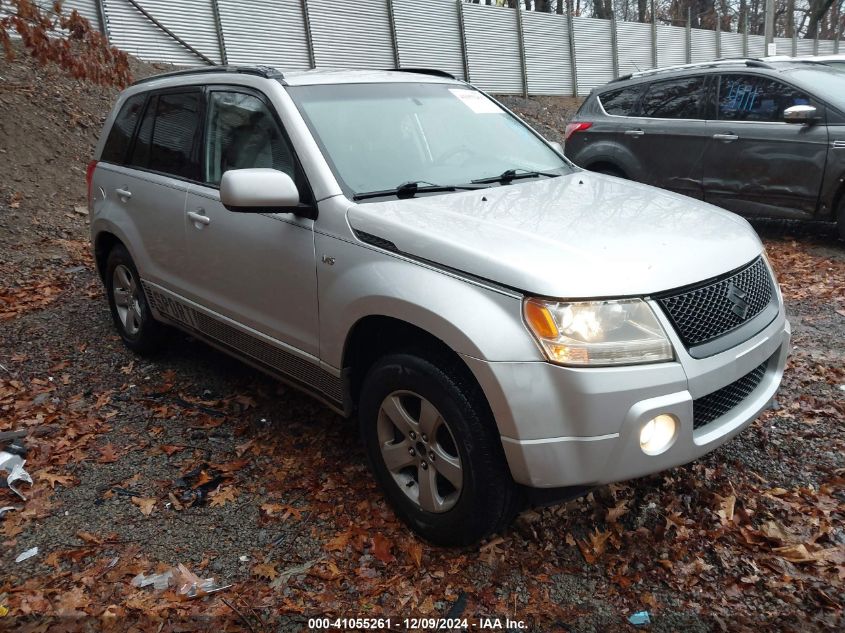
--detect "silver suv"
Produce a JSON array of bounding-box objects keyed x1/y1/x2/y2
[{"x1": 88, "y1": 66, "x2": 790, "y2": 546}]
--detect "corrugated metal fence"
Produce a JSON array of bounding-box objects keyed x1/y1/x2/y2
[{"x1": 8, "y1": 0, "x2": 845, "y2": 96}]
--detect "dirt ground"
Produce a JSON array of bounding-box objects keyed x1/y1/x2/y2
[{"x1": 1, "y1": 50, "x2": 844, "y2": 632}]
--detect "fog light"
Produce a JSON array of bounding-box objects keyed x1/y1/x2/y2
[{"x1": 639, "y1": 414, "x2": 677, "y2": 455}]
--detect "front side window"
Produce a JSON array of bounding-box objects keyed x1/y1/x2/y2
[
  {"x1": 718, "y1": 75, "x2": 811, "y2": 122},
  {"x1": 101, "y1": 93, "x2": 146, "y2": 164},
  {"x1": 640, "y1": 76, "x2": 706, "y2": 119},
  {"x1": 288, "y1": 82, "x2": 571, "y2": 198},
  {"x1": 599, "y1": 86, "x2": 642, "y2": 116},
  {"x1": 204, "y1": 91, "x2": 295, "y2": 185}
]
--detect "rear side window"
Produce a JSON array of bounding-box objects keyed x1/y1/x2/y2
[
  {"x1": 718, "y1": 74, "x2": 812, "y2": 122},
  {"x1": 640, "y1": 76, "x2": 706, "y2": 119},
  {"x1": 101, "y1": 94, "x2": 146, "y2": 164},
  {"x1": 148, "y1": 92, "x2": 201, "y2": 179},
  {"x1": 599, "y1": 87, "x2": 641, "y2": 116}
]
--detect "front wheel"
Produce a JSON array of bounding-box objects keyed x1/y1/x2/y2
[{"x1": 359, "y1": 353, "x2": 520, "y2": 546}]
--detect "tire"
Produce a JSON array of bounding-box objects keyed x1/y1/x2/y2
[
  {"x1": 104, "y1": 244, "x2": 164, "y2": 355},
  {"x1": 359, "y1": 352, "x2": 520, "y2": 546},
  {"x1": 591, "y1": 165, "x2": 626, "y2": 178}
]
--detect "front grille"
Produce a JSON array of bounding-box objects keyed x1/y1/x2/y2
[
  {"x1": 692, "y1": 361, "x2": 768, "y2": 429},
  {"x1": 656, "y1": 257, "x2": 773, "y2": 347}
]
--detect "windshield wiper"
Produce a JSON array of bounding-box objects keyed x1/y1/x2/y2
[
  {"x1": 471, "y1": 168, "x2": 561, "y2": 185},
  {"x1": 352, "y1": 180, "x2": 485, "y2": 201}
]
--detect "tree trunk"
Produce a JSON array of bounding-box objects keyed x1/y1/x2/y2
[
  {"x1": 637, "y1": 0, "x2": 648, "y2": 22},
  {"x1": 805, "y1": 0, "x2": 835, "y2": 38}
]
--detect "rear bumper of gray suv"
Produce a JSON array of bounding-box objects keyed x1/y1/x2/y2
[{"x1": 464, "y1": 302, "x2": 790, "y2": 488}]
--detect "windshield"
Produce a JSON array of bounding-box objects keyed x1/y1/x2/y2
[
  {"x1": 784, "y1": 66, "x2": 845, "y2": 110},
  {"x1": 287, "y1": 82, "x2": 572, "y2": 198}
]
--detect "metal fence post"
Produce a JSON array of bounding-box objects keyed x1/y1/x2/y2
[
  {"x1": 300, "y1": 0, "x2": 316, "y2": 69},
  {"x1": 715, "y1": 14, "x2": 721, "y2": 59},
  {"x1": 610, "y1": 15, "x2": 619, "y2": 79},
  {"x1": 791, "y1": 31, "x2": 797, "y2": 56},
  {"x1": 686, "y1": 8, "x2": 692, "y2": 63},
  {"x1": 386, "y1": 0, "x2": 400, "y2": 68},
  {"x1": 813, "y1": 35, "x2": 819, "y2": 55},
  {"x1": 456, "y1": 0, "x2": 470, "y2": 82},
  {"x1": 210, "y1": 0, "x2": 227, "y2": 65},
  {"x1": 515, "y1": 2, "x2": 529, "y2": 97},
  {"x1": 742, "y1": 10, "x2": 748, "y2": 56},
  {"x1": 566, "y1": 4, "x2": 578, "y2": 97},
  {"x1": 94, "y1": 0, "x2": 109, "y2": 42},
  {"x1": 650, "y1": 0, "x2": 657, "y2": 68}
]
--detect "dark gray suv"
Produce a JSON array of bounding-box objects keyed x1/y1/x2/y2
[{"x1": 564, "y1": 59, "x2": 845, "y2": 237}]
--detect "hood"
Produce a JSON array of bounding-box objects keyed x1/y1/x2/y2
[{"x1": 346, "y1": 172, "x2": 763, "y2": 298}]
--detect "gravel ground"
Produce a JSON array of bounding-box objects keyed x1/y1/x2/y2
[{"x1": 1, "y1": 51, "x2": 844, "y2": 632}]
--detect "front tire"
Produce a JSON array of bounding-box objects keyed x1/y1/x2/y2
[
  {"x1": 105, "y1": 245, "x2": 164, "y2": 355},
  {"x1": 359, "y1": 353, "x2": 520, "y2": 546}
]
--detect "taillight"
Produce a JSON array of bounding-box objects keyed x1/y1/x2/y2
[
  {"x1": 86, "y1": 160, "x2": 98, "y2": 203},
  {"x1": 564, "y1": 121, "x2": 592, "y2": 141}
]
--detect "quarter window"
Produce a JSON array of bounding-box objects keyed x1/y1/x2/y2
[
  {"x1": 640, "y1": 77, "x2": 705, "y2": 119},
  {"x1": 599, "y1": 87, "x2": 641, "y2": 116},
  {"x1": 718, "y1": 75, "x2": 811, "y2": 122},
  {"x1": 101, "y1": 94, "x2": 146, "y2": 164},
  {"x1": 204, "y1": 91, "x2": 295, "y2": 185}
]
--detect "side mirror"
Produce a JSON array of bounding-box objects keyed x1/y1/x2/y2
[
  {"x1": 549, "y1": 140, "x2": 564, "y2": 154},
  {"x1": 783, "y1": 104, "x2": 818, "y2": 124},
  {"x1": 220, "y1": 168, "x2": 300, "y2": 213}
]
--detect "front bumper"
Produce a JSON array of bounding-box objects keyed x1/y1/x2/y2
[{"x1": 464, "y1": 303, "x2": 791, "y2": 488}]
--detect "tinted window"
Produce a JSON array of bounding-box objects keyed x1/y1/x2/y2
[
  {"x1": 640, "y1": 77, "x2": 705, "y2": 119},
  {"x1": 128, "y1": 95, "x2": 155, "y2": 169},
  {"x1": 599, "y1": 87, "x2": 641, "y2": 116},
  {"x1": 204, "y1": 91, "x2": 294, "y2": 185},
  {"x1": 101, "y1": 94, "x2": 146, "y2": 164},
  {"x1": 718, "y1": 75, "x2": 811, "y2": 122},
  {"x1": 142, "y1": 91, "x2": 201, "y2": 179}
]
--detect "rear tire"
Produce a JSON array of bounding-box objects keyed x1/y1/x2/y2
[
  {"x1": 837, "y1": 197, "x2": 845, "y2": 240},
  {"x1": 590, "y1": 164, "x2": 626, "y2": 178},
  {"x1": 359, "y1": 352, "x2": 520, "y2": 546},
  {"x1": 105, "y1": 245, "x2": 164, "y2": 355}
]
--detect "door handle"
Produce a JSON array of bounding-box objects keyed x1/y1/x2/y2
[
  {"x1": 115, "y1": 188, "x2": 132, "y2": 199},
  {"x1": 624, "y1": 129, "x2": 645, "y2": 136},
  {"x1": 187, "y1": 210, "x2": 211, "y2": 226},
  {"x1": 713, "y1": 133, "x2": 739, "y2": 142}
]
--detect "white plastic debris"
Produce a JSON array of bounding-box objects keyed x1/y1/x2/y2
[
  {"x1": 132, "y1": 563, "x2": 230, "y2": 598},
  {"x1": 0, "y1": 452, "x2": 32, "y2": 501},
  {"x1": 15, "y1": 547, "x2": 38, "y2": 563},
  {"x1": 0, "y1": 506, "x2": 20, "y2": 518},
  {"x1": 131, "y1": 570, "x2": 174, "y2": 590}
]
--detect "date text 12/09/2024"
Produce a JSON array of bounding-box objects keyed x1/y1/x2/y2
[{"x1": 307, "y1": 617, "x2": 529, "y2": 630}]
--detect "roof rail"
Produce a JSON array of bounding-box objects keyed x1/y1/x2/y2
[
  {"x1": 388, "y1": 67, "x2": 457, "y2": 80},
  {"x1": 612, "y1": 58, "x2": 775, "y2": 83},
  {"x1": 132, "y1": 65, "x2": 285, "y2": 86}
]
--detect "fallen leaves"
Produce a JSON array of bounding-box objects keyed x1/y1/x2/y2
[
  {"x1": 208, "y1": 486, "x2": 237, "y2": 508},
  {"x1": 252, "y1": 562, "x2": 278, "y2": 581},
  {"x1": 37, "y1": 471, "x2": 76, "y2": 489},
  {"x1": 131, "y1": 497, "x2": 156, "y2": 516}
]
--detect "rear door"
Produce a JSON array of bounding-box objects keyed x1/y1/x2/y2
[
  {"x1": 94, "y1": 91, "x2": 197, "y2": 293},
  {"x1": 701, "y1": 73, "x2": 828, "y2": 217},
  {"x1": 624, "y1": 75, "x2": 710, "y2": 199}
]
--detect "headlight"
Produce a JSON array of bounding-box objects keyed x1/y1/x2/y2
[{"x1": 523, "y1": 298, "x2": 673, "y2": 366}]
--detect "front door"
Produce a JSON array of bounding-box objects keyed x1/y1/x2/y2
[
  {"x1": 702, "y1": 73, "x2": 828, "y2": 218},
  {"x1": 183, "y1": 88, "x2": 320, "y2": 357}
]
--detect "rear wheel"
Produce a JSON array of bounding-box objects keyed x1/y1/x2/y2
[
  {"x1": 590, "y1": 164, "x2": 626, "y2": 178},
  {"x1": 837, "y1": 196, "x2": 845, "y2": 240},
  {"x1": 359, "y1": 352, "x2": 520, "y2": 546},
  {"x1": 105, "y1": 245, "x2": 164, "y2": 355}
]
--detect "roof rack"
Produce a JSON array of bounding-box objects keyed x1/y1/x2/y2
[
  {"x1": 132, "y1": 65, "x2": 285, "y2": 86},
  {"x1": 612, "y1": 58, "x2": 775, "y2": 83},
  {"x1": 388, "y1": 68, "x2": 457, "y2": 80}
]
